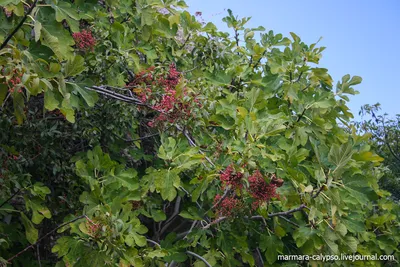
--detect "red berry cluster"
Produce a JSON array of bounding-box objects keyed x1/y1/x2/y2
[
  {"x1": 127, "y1": 64, "x2": 199, "y2": 127},
  {"x1": 220, "y1": 164, "x2": 243, "y2": 189},
  {"x1": 248, "y1": 170, "x2": 280, "y2": 209},
  {"x1": 72, "y1": 30, "x2": 96, "y2": 51},
  {"x1": 6, "y1": 69, "x2": 23, "y2": 94},
  {"x1": 214, "y1": 194, "x2": 243, "y2": 217}
]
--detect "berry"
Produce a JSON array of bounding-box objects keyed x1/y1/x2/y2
[
  {"x1": 72, "y1": 30, "x2": 96, "y2": 51},
  {"x1": 214, "y1": 194, "x2": 242, "y2": 217},
  {"x1": 220, "y1": 164, "x2": 243, "y2": 189},
  {"x1": 248, "y1": 170, "x2": 278, "y2": 209}
]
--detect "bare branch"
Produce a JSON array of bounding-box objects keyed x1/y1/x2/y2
[
  {"x1": 146, "y1": 239, "x2": 161, "y2": 248},
  {"x1": 202, "y1": 217, "x2": 227, "y2": 229},
  {"x1": 186, "y1": 251, "x2": 212, "y2": 267},
  {"x1": 8, "y1": 215, "x2": 86, "y2": 263},
  {"x1": 0, "y1": 0, "x2": 39, "y2": 50},
  {"x1": 278, "y1": 215, "x2": 299, "y2": 228},
  {"x1": 251, "y1": 204, "x2": 307, "y2": 219},
  {"x1": 0, "y1": 189, "x2": 21, "y2": 209},
  {"x1": 159, "y1": 197, "x2": 182, "y2": 236},
  {"x1": 207, "y1": 187, "x2": 230, "y2": 212}
]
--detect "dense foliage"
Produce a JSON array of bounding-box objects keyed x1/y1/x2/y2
[
  {"x1": 357, "y1": 104, "x2": 400, "y2": 201},
  {"x1": 0, "y1": 0, "x2": 399, "y2": 266}
]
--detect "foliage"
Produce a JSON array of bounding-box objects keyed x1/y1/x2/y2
[
  {"x1": 0, "y1": 0, "x2": 399, "y2": 266},
  {"x1": 357, "y1": 103, "x2": 400, "y2": 201}
]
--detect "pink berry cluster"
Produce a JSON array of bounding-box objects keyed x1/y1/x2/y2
[
  {"x1": 127, "y1": 64, "x2": 199, "y2": 127},
  {"x1": 220, "y1": 164, "x2": 243, "y2": 189},
  {"x1": 248, "y1": 170, "x2": 280, "y2": 209},
  {"x1": 72, "y1": 30, "x2": 96, "y2": 51},
  {"x1": 214, "y1": 194, "x2": 243, "y2": 217},
  {"x1": 6, "y1": 69, "x2": 23, "y2": 94},
  {"x1": 214, "y1": 167, "x2": 284, "y2": 216}
]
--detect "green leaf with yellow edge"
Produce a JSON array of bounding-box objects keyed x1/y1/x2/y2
[{"x1": 353, "y1": 151, "x2": 384, "y2": 163}]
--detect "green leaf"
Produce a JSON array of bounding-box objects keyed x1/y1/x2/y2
[
  {"x1": 69, "y1": 83, "x2": 96, "y2": 107},
  {"x1": 21, "y1": 213, "x2": 38, "y2": 244},
  {"x1": 328, "y1": 141, "x2": 354, "y2": 174},
  {"x1": 154, "y1": 169, "x2": 180, "y2": 201},
  {"x1": 111, "y1": 168, "x2": 139, "y2": 191},
  {"x1": 260, "y1": 235, "x2": 283, "y2": 264},
  {"x1": 344, "y1": 236, "x2": 358, "y2": 253},
  {"x1": 44, "y1": 89, "x2": 59, "y2": 111},
  {"x1": 64, "y1": 55, "x2": 85, "y2": 77},
  {"x1": 348, "y1": 76, "x2": 362, "y2": 86},
  {"x1": 34, "y1": 21, "x2": 42, "y2": 42},
  {"x1": 151, "y1": 209, "x2": 166, "y2": 222},
  {"x1": 205, "y1": 71, "x2": 232, "y2": 85}
]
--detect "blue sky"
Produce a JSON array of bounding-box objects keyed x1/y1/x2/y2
[{"x1": 186, "y1": 0, "x2": 400, "y2": 118}]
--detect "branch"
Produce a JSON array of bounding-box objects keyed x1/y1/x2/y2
[
  {"x1": 186, "y1": 251, "x2": 212, "y2": 267},
  {"x1": 175, "y1": 125, "x2": 216, "y2": 168},
  {"x1": 159, "y1": 197, "x2": 181, "y2": 237},
  {"x1": 146, "y1": 239, "x2": 161, "y2": 248},
  {"x1": 7, "y1": 215, "x2": 87, "y2": 263},
  {"x1": 202, "y1": 204, "x2": 306, "y2": 229},
  {"x1": 86, "y1": 86, "x2": 164, "y2": 114},
  {"x1": 251, "y1": 204, "x2": 307, "y2": 219},
  {"x1": 207, "y1": 187, "x2": 230, "y2": 212},
  {"x1": 312, "y1": 184, "x2": 326, "y2": 199},
  {"x1": 252, "y1": 50, "x2": 267, "y2": 70},
  {"x1": 295, "y1": 72, "x2": 303, "y2": 83},
  {"x1": 202, "y1": 216, "x2": 227, "y2": 229},
  {"x1": 179, "y1": 33, "x2": 192, "y2": 50},
  {"x1": 0, "y1": 0, "x2": 39, "y2": 50},
  {"x1": 278, "y1": 215, "x2": 299, "y2": 227},
  {"x1": 296, "y1": 108, "x2": 307, "y2": 123},
  {"x1": 253, "y1": 248, "x2": 264, "y2": 267},
  {"x1": 0, "y1": 189, "x2": 21, "y2": 208}
]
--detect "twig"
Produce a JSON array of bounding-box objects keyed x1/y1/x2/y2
[
  {"x1": 253, "y1": 248, "x2": 264, "y2": 267},
  {"x1": 183, "y1": 221, "x2": 198, "y2": 240},
  {"x1": 278, "y1": 215, "x2": 299, "y2": 227},
  {"x1": 181, "y1": 66, "x2": 198, "y2": 74},
  {"x1": 201, "y1": 204, "x2": 306, "y2": 229},
  {"x1": 252, "y1": 50, "x2": 267, "y2": 70},
  {"x1": 207, "y1": 187, "x2": 230, "y2": 212},
  {"x1": 295, "y1": 72, "x2": 303, "y2": 83},
  {"x1": 301, "y1": 84, "x2": 311, "y2": 91},
  {"x1": 296, "y1": 108, "x2": 307, "y2": 123},
  {"x1": 312, "y1": 184, "x2": 326, "y2": 199},
  {"x1": 128, "y1": 132, "x2": 160, "y2": 142},
  {"x1": 186, "y1": 251, "x2": 212, "y2": 267},
  {"x1": 179, "y1": 33, "x2": 192, "y2": 50},
  {"x1": 7, "y1": 215, "x2": 86, "y2": 263},
  {"x1": 176, "y1": 125, "x2": 215, "y2": 168},
  {"x1": 146, "y1": 239, "x2": 161, "y2": 248},
  {"x1": 1, "y1": 93, "x2": 10, "y2": 109},
  {"x1": 202, "y1": 217, "x2": 227, "y2": 229},
  {"x1": 251, "y1": 204, "x2": 307, "y2": 219},
  {"x1": 0, "y1": 189, "x2": 21, "y2": 208},
  {"x1": 37, "y1": 244, "x2": 41, "y2": 267},
  {"x1": 159, "y1": 197, "x2": 182, "y2": 237},
  {"x1": 0, "y1": 0, "x2": 39, "y2": 50}
]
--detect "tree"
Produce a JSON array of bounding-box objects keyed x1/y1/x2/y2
[
  {"x1": 0, "y1": 1, "x2": 399, "y2": 266},
  {"x1": 357, "y1": 103, "x2": 400, "y2": 201}
]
